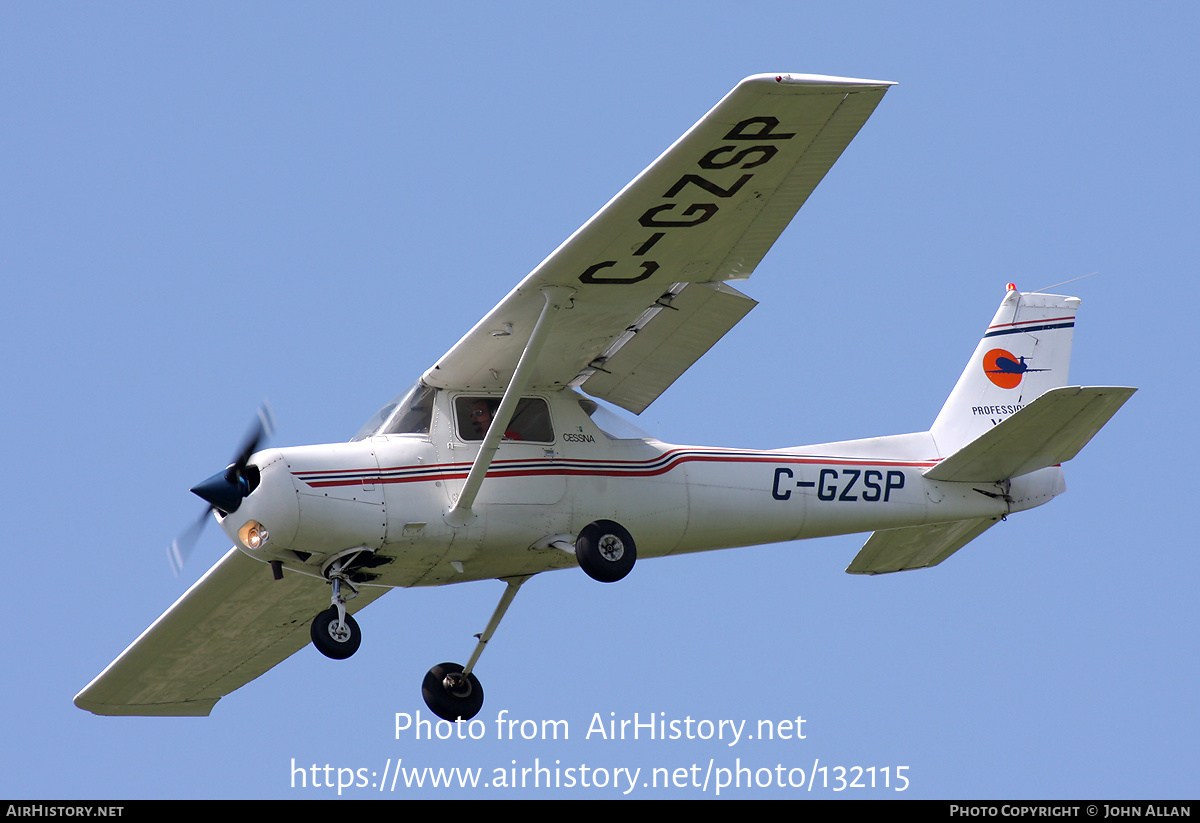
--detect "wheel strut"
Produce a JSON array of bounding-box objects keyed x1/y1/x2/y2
[
  {"x1": 464, "y1": 574, "x2": 530, "y2": 677},
  {"x1": 325, "y1": 553, "x2": 362, "y2": 632},
  {"x1": 310, "y1": 554, "x2": 364, "y2": 660},
  {"x1": 422, "y1": 574, "x2": 532, "y2": 721}
]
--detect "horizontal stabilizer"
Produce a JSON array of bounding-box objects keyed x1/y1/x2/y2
[
  {"x1": 925, "y1": 386, "x2": 1136, "y2": 483},
  {"x1": 846, "y1": 517, "x2": 1000, "y2": 575}
]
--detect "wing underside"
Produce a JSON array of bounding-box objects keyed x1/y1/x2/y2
[
  {"x1": 75, "y1": 547, "x2": 387, "y2": 716},
  {"x1": 423, "y1": 74, "x2": 894, "y2": 412}
]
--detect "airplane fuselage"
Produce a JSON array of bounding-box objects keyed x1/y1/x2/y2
[{"x1": 220, "y1": 387, "x2": 1063, "y2": 589}]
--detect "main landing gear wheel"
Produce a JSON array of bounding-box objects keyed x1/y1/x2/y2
[
  {"x1": 575, "y1": 520, "x2": 636, "y2": 582},
  {"x1": 310, "y1": 607, "x2": 361, "y2": 660},
  {"x1": 422, "y1": 662, "x2": 484, "y2": 722}
]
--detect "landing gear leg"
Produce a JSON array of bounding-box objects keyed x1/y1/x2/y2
[
  {"x1": 422, "y1": 575, "x2": 531, "y2": 721},
  {"x1": 310, "y1": 555, "x2": 362, "y2": 660}
]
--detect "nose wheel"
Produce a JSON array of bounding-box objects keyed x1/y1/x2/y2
[{"x1": 310, "y1": 607, "x2": 361, "y2": 659}]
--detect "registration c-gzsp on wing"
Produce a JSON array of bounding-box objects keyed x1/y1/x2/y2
[{"x1": 75, "y1": 74, "x2": 1135, "y2": 720}]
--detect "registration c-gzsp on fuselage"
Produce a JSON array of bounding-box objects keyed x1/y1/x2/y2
[{"x1": 75, "y1": 73, "x2": 1134, "y2": 721}]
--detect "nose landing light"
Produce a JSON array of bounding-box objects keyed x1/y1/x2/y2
[{"x1": 238, "y1": 520, "x2": 270, "y2": 550}]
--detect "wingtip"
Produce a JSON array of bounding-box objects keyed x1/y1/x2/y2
[
  {"x1": 742, "y1": 72, "x2": 897, "y2": 89},
  {"x1": 73, "y1": 695, "x2": 218, "y2": 717}
]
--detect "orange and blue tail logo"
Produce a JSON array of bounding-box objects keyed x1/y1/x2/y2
[{"x1": 982, "y1": 349, "x2": 1049, "y2": 389}]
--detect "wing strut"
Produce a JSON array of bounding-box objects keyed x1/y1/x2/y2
[{"x1": 444, "y1": 286, "x2": 574, "y2": 527}]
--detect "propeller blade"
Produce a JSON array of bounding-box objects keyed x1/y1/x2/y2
[
  {"x1": 231, "y1": 402, "x2": 276, "y2": 476},
  {"x1": 170, "y1": 401, "x2": 276, "y2": 577},
  {"x1": 168, "y1": 506, "x2": 213, "y2": 577}
]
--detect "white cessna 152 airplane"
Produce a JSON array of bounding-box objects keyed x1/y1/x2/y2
[{"x1": 76, "y1": 73, "x2": 1134, "y2": 721}]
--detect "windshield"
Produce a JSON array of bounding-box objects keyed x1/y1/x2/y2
[{"x1": 351, "y1": 382, "x2": 437, "y2": 441}]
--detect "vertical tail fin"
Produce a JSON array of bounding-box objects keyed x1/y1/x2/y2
[{"x1": 930, "y1": 288, "x2": 1080, "y2": 456}]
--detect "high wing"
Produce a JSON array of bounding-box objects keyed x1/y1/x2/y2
[
  {"x1": 423, "y1": 73, "x2": 894, "y2": 413},
  {"x1": 74, "y1": 548, "x2": 387, "y2": 716}
]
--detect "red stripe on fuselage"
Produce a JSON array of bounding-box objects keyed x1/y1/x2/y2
[{"x1": 294, "y1": 449, "x2": 939, "y2": 489}]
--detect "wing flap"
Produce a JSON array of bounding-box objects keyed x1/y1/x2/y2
[
  {"x1": 580, "y1": 281, "x2": 757, "y2": 413},
  {"x1": 924, "y1": 386, "x2": 1136, "y2": 483},
  {"x1": 74, "y1": 547, "x2": 388, "y2": 716},
  {"x1": 846, "y1": 517, "x2": 1000, "y2": 575}
]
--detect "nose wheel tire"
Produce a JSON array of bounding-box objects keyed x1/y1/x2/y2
[
  {"x1": 575, "y1": 520, "x2": 636, "y2": 582},
  {"x1": 422, "y1": 662, "x2": 484, "y2": 721},
  {"x1": 310, "y1": 607, "x2": 361, "y2": 660}
]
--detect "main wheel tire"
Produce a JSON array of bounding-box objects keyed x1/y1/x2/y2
[
  {"x1": 422, "y1": 662, "x2": 484, "y2": 721},
  {"x1": 310, "y1": 607, "x2": 361, "y2": 660},
  {"x1": 575, "y1": 519, "x2": 636, "y2": 582}
]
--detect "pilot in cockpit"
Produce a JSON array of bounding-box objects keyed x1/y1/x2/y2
[{"x1": 469, "y1": 399, "x2": 522, "y2": 440}]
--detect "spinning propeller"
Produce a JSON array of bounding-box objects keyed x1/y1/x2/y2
[{"x1": 168, "y1": 403, "x2": 276, "y2": 576}]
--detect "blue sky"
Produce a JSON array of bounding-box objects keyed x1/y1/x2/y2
[{"x1": 3, "y1": 1, "x2": 1196, "y2": 799}]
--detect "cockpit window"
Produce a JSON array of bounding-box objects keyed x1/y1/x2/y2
[
  {"x1": 352, "y1": 382, "x2": 437, "y2": 441},
  {"x1": 456, "y1": 396, "x2": 553, "y2": 442}
]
